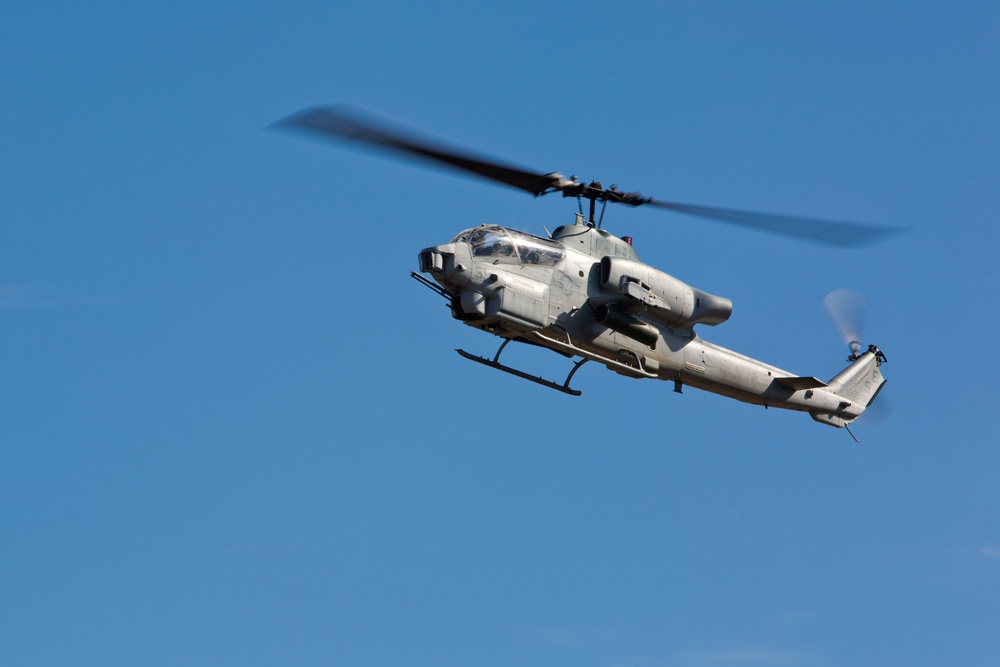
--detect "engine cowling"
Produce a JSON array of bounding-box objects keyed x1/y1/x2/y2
[{"x1": 599, "y1": 256, "x2": 732, "y2": 328}]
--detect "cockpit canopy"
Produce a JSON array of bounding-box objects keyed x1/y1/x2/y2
[{"x1": 452, "y1": 225, "x2": 566, "y2": 266}]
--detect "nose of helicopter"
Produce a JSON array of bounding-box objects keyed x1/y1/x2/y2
[{"x1": 418, "y1": 242, "x2": 472, "y2": 288}]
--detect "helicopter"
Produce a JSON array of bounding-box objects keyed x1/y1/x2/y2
[{"x1": 274, "y1": 106, "x2": 900, "y2": 439}]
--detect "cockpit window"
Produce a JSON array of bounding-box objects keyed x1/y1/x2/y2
[
  {"x1": 468, "y1": 227, "x2": 516, "y2": 259},
  {"x1": 508, "y1": 229, "x2": 565, "y2": 266},
  {"x1": 457, "y1": 225, "x2": 566, "y2": 266}
]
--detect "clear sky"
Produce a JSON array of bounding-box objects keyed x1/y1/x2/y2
[{"x1": 2, "y1": 2, "x2": 999, "y2": 666}]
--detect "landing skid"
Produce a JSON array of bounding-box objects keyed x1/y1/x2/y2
[
  {"x1": 456, "y1": 339, "x2": 588, "y2": 396},
  {"x1": 844, "y1": 422, "x2": 860, "y2": 443}
]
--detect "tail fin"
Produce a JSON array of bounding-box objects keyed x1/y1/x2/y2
[{"x1": 811, "y1": 345, "x2": 887, "y2": 428}]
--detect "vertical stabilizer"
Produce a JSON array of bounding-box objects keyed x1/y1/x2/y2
[
  {"x1": 828, "y1": 346, "x2": 887, "y2": 407},
  {"x1": 810, "y1": 346, "x2": 887, "y2": 428}
]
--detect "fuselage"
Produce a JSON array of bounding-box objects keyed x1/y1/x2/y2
[{"x1": 418, "y1": 218, "x2": 880, "y2": 423}]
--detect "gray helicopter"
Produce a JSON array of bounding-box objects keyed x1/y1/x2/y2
[{"x1": 275, "y1": 107, "x2": 899, "y2": 439}]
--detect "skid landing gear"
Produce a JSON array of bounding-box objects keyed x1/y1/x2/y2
[{"x1": 457, "y1": 338, "x2": 588, "y2": 396}]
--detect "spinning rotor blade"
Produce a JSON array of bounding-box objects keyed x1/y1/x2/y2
[
  {"x1": 273, "y1": 105, "x2": 904, "y2": 248},
  {"x1": 856, "y1": 395, "x2": 893, "y2": 426},
  {"x1": 272, "y1": 106, "x2": 561, "y2": 196},
  {"x1": 646, "y1": 200, "x2": 904, "y2": 249},
  {"x1": 823, "y1": 288, "x2": 867, "y2": 355}
]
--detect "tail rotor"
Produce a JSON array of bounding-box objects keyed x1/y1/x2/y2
[{"x1": 823, "y1": 288, "x2": 891, "y2": 428}]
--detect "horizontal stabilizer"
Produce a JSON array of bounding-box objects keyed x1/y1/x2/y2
[{"x1": 775, "y1": 376, "x2": 828, "y2": 391}]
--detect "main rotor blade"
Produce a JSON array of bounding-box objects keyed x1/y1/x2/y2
[
  {"x1": 647, "y1": 200, "x2": 904, "y2": 248},
  {"x1": 272, "y1": 106, "x2": 560, "y2": 196},
  {"x1": 274, "y1": 106, "x2": 905, "y2": 248}
]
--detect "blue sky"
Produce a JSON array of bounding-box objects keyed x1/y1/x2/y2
[{"x1": 2, "y1": 2, "x2": 999, "y2": 666}]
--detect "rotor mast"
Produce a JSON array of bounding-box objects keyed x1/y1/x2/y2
[{"x1": 545, "y1": 174, "x2": 648, "y2": 228}]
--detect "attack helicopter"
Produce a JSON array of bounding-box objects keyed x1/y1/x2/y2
[{"x1": 274, "y1": 106, "x2": 900, "y2": 439}]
